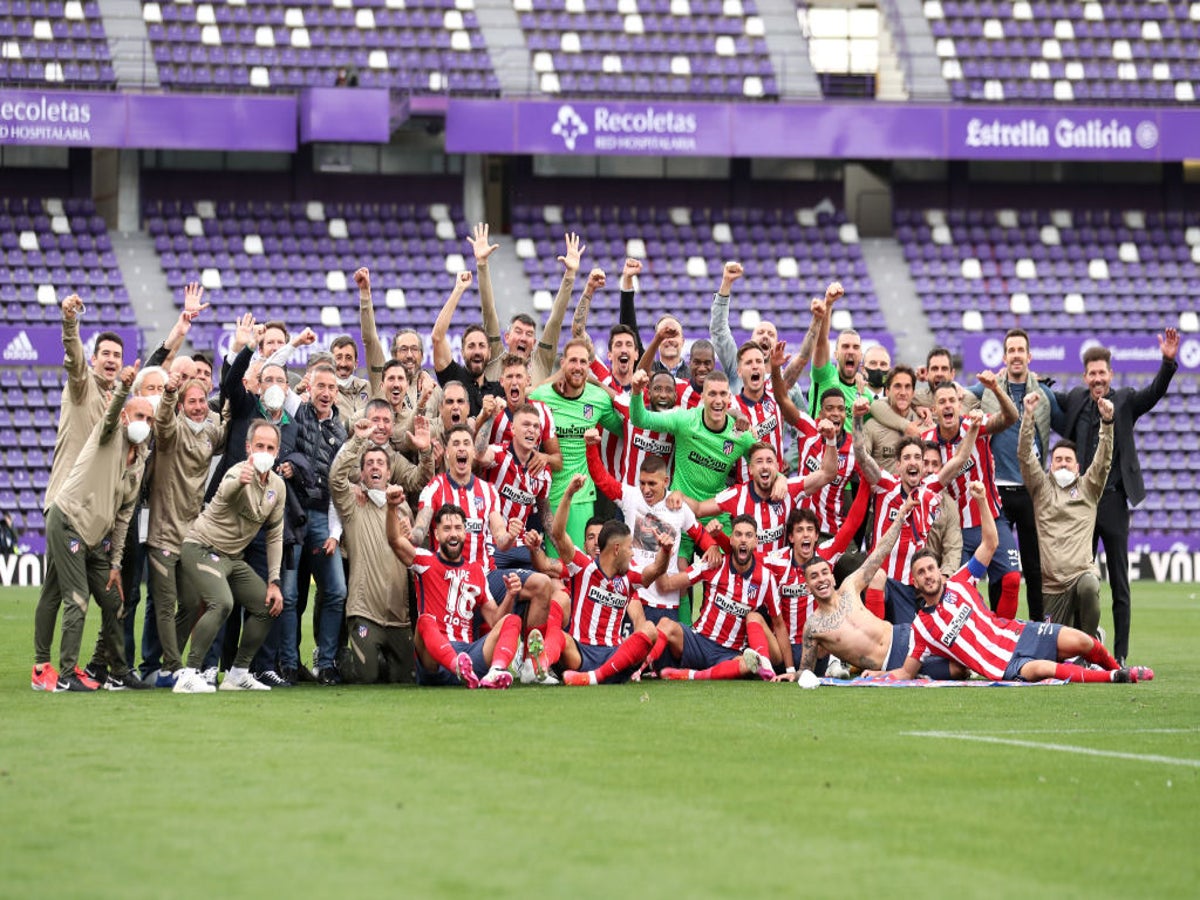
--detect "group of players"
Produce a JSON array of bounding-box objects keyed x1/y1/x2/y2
[{"x1": 30, "y1": 223, "x2": 1173, "y2": 692}]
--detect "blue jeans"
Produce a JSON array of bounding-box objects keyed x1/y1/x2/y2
[
  {"x1": 300, "y1": 509, "x2": 346, "y2": 669},
  {"x1": 262, "y1": 543, "x2": 301, "y2": 672}
]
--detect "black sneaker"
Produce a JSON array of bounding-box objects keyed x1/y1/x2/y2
[
  {"x1": 83, "y1": 661, "x2": 108, "y2": 684},
  {"x1": 1111, "y1": 668, "x2": 1133, "y2": 684},
  {"x1": 279, "y1": 667, "x2": 298, "y2": 686},
  {"x1": 104, "y1": 671, "x2": 153, "y2": 691},
  {"x1": 316, "y1": 666, "x2": 342, "y2": 686},
  {"x1": 256, "y1": 669, "x2": 292, "y2": 688},
  {"x1": 54, "y1": 673, "x2": 98, "y2": 692},
  {"x1": 294, "y1": 664, "x2": 318, "y2": 684}
]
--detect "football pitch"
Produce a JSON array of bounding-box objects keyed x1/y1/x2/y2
[{"x1": 2, "y1": 583, "x2": 1197, "y2": 899}]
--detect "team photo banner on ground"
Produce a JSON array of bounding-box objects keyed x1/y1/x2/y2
[
  {"x1": 961, "y1": 333, "x2": 1199, "y2": 375},
  {"x1": 0, "y1": 325, "x2": 140, "y2": 366},
  {"x1": 446, "y1": 99, "x2": 1200, "y2": 162}
]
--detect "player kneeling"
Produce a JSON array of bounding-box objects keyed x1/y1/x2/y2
[{"x1": 386, "y1": 492, "x2": 522, "y2": 689}]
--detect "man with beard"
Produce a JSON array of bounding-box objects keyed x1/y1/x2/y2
[
  {"x1": 431, "y1": 271, "x2": 503, "y2": 417},
  {"x1": 477, "y1": 354, "x2": 562, "y2": 472},
  {"x1": 793, "y1": 492, "x2": 966, "y2": 686},
  {"x1": 922, "y1": 375, "x2": 1021, "y2": 618},
  {"x1": 359, "y1": 399, "x2": 434, "y2": 499},
  {"x1": 677, "y1": 435, "x2": 838, "y2": 555},
  {"x1": 483, "y1": 231, "x2": 584, "y2": 385},
  {"x1": 854, "y1": 406, "x2": 977, "y2": 619},
  {"x1": 636, "y1": 320, "x2": 716, "y2": 411},
  {"x1": 530, "y1": 337, "x2": 625, "y2": 551},
  {"x1": 728, "y1": 341, "x2": 786, "y2": 483},
  {"x1": 35, "y1": 364, "x2": 151, "y2": 692},
  {"x1": 609, "y1": 369, "x2": 678, "y2": 486},
  {"x1": 387, "y1": 497, "x2": 524, "y2": 689},
  {"x1": 860, "y1": 365, "x2": 926, "y2": 473},
  {"x1": 866, "y1": 483, "x2": 1150, "y2": 685},
  {"x1": 330, "y1": 418, "x2": 417, "y2": 684},
  {"x1": 355, "y1": 267, "x2": 442, "y2": 422},
  {"x1": 807, "y1": 281, "x2": 868, "y2": 427},
  {"x1": 144, "y1": 370, "x2": 227, "y2": 688},
  {"x1": 652, "y1": 515, "x2": 781, "y2": 681},
  {"x1": 913, "y1": 347, "x2": 980, "y2": 414},
  {"x1": 328, "y1": 335, "x2": 371, "y2": 425}
]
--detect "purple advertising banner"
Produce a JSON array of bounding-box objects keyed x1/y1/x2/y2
[
  {"x1": 298, "y1": 88, "x2": 390, "y2": 143},
  {"x1": 960, "y1": 332, "x2": 1192, "y2": 375},
  {"x1": 0, "y1": 89, "x2": 297, "y2": 151},
  {"x1": 0, "y1": 324, "x2": 140, "y2": 367},
  {"x1": 446, "y1": 99, "x2": 1200, "y2": 162}
]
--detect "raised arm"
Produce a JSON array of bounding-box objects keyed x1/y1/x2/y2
[
  {"x1": 584, "y1": 431, "x2": 623, "y2": 501},
  {"x1": 549, "y1": 474, "x2": 585, "y2": 559},
  {"x1": 571, "y1": 268, "x2": 605, "y2": 340},
  {"x1": 1081, "y1": 396, "x2": 1115, "y2": 500},
  {"x1": 804, "y1": 418, "x2": 842, "y2": 492},
  {"x1": 385, "y1": 485, "x2": 417, "y2": 566},
  {"x1": 708, "y1": 261, "x2": 743, "y2": 375},
  {"x1": 355, "y1": 267, "x2": 387, "y2": 394},
  {"x1": 811, "y1": 281, "x2": 842, "y2": 371},
  {"x1": 60, "y1": 294, "x2": 89, "y2": 402},
  {"x1": 431, "y1": 271, "x2": 473, "y2": 372},
  {"x1": 780, "y1": 297, "x2": 827, "y2": 390},
  {"x1": 101, "y1": 365, "x2": 137, "y2": 443},
  {"x1": 977, "y1": 370, "x2": 1018, "y2": 433},
  {"x1": 466, "y1": 224, "x2": 503, "y2": 363},
  {"x1": 618, "y1": 258, "x2": 644, "y2": 355},
  {"x1": 770, "y1": 339, "x2": 809, "y2": 430},
  {"x1": 636, "y1": 316, "x2": 680, "y2": 376},
  {"x1": 1017, "y1": 394, "x2": 1051, "y2": 499},
  {"x1": 155, "y1": 369, "x2": 183, "y2": 448},
  {"x1": 852, "y1": 397, "x2": 884, "y2": 486},
  {"x1": 843, "y1": 493, "x2": 917, "y2": 595},
  {"x1": 970, "y1": 480, "x2": 998, "y2": 568},
  {"x1": 536, "y1": 232, "x2": 584, "y2": 374},
  {"x1": 935, "y1": 409, "x2": 983, "y2": 488}
]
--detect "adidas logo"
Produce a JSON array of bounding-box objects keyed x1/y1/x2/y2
[{"x1": 2, "y1": 330, "x2": 37, "y2": 362}]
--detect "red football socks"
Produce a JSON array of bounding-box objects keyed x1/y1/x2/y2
[
  {"x1": 996, "y1": 571, "x2": 1021, "y2": 619},
  {"x1": 1084, "y1": 639, "x2": 1119, "y2": 671},
  {"x1": 692, "y1": 658, "x2": 746, "y2": 681},
  {"x1": 490, "y1": 615, "x2": 522, "y2": 672},
  {"x1": 1054, "y1": 663, "x2": 1115, "y2": 683},
  {"x1": 417, "y1": 615, "x2": 457, "y2": 671},
  {"x1": 646, "y1": 629, "x2": 668, "y2": 667},
  {"x1": 593, "y1": 631, "x2": 653, "y2": 684},
  {"x1": 543, "y1": 600, "x2": 565, "y2": 665},
  {"x1": 745, "y1": 619, "x2": 771, "y2": 660},
  {"x1": 864, "y1": 587, "x2": 885, "y2": 619}
]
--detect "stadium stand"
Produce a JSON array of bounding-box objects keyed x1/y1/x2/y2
[
  {"x1": 925, "y1": 0, "x2": 1200, "y2": 103},
  {"x1": 141, "y1": 0, "x2": 500, "y2": 94},
  {"x1": 0, "y1": 0, "x2": 115, "y2": 87},
  {"x1": 516, "y1": 0, "x2": 778, "y2": 99}
]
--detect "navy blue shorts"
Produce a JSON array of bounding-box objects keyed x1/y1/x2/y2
[
  {"x1": 642, "y1": 606, "x2": 678, "y2": 625},
  {"x1": 668, "y1": 627, "x2": 739, "y2": 670},
  {"x1": 886, "y1": 623, "x2": 956, "y2": 679},
  {"x1": 577, "y1": 641, "x2": 638, "y2": 683},
  {"x1": 885, "y1": 578, "x2": 920, "y2": 625},
  {"x1": 487, "y1": 566, "x2": 534, "y2": 603},
  {"x1": 415, "y1": 637, "x2": 488, "y2": 686},
  {"x1": 961, "y1": 518, "x2": 1021, "y2": 582},
  {"x1": 1003, "y1": 621, "x2": 1061, "y2": 680}
]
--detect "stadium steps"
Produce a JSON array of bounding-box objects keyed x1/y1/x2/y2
[
  {"x1": 110, "y1": 230, "x2": 175, "y2": 349},
  {"x1": 474, "y1": 0, "x2": 540, "y2": 97},
  {"x1": 753, "y1": 0, "x2": 823, "y2": 100},
  {"x1": 859, "y1": 236, "x2": 932, "y2": 365},
  {"x1": 875, "y1": 11, "x2": 911, "y2": 100},
  {"x1": 96, "y1": 0, "x2": 161, "y2": 90},
  {"x1": 882, "y1": 0, "x2": 950, "y2": 101}
]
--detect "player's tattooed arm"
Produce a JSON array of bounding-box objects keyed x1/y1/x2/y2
[
  {"x1": 797, "y1": 625, "x2": 820, "y2": 674},
  {"x1": 852, "y1": 398, "x2": 883, "y2": 486},
  {"x1": 846, "y1": 493, "x2": 916, "y2": 594},
  {"x1": 409, "y1": 503, "x2": 433, "y2": 548}
]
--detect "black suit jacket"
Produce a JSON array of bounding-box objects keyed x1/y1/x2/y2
[{"x1": 1052, "y1": 355, "x2": 1177, "y2": 507}]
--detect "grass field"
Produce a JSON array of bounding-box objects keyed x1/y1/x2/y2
[{"x1": 2, "y1": 583, "x2": 1198, "y2": 899}]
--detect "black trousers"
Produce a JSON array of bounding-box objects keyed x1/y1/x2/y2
[
  {"x1": 999, "y1": 485, "x2": 1043, "y2": 622},
  {"x1": 1093, "y1": 490, "x2": 1132, "y2": 660}
]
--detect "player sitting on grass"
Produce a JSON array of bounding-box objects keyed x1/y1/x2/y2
[
  {"x1": 386, "y1": 494, "x2": 523, "y2": 689},
  {"x1": 544, "y1": 474, "x2": 674, "y2": 686},
  {"x1": 795, "y1": 490, "x2": 967, "y2": 688},
  {"x1": 865, "y1": 482, "x2": 1152, "y2": 684}
]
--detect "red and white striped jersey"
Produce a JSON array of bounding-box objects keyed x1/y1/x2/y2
[
  {"x1": 684, "y1": 553, "x2": 779, "y2": 649},
  {"x1": 762, "y1": 549, "x2": 816, "y2": 644},
  {"x1": 612, "y1": 392, "x2": 675, "y2": 486},
  {"x1": 675, "y1": 379, "x2": 703, "y2": 410},
  {"x1": 480, "y1": 443, "x2": 551, "y2": 531},
  {"x1": 409, "y1": 548, "x2": 489, "y2": 643},
  {"x1": 565, "y1": 548, "x2": 645, "y2": 647},
  {"x1": 483, "y1": 400, "x2": 556, "y2": 447},
  {"x1": 417, "y1": 473, "x2": 502, "y2": 569},
  {"x1": 908, "y1": 563, "x2": 1024, "y2": 680},
  {"x1": 870, "y1": 473, "x2": 948, "y2": 581},
  {"x1": 590, "y1": 359, "x2": 628, "y2": 476},
  {"x1": 799, "y1": 430, "x2": 855, "y2": 535},
  {"x1": 731, "y1": 389, "x2": 785, "y2": 482},
  {"x1": 920, "y1": 416, "x2": 1001, "y2": 528},
  {"x1": 714, "y1": 478, "x2": 813, "y2": 555}
]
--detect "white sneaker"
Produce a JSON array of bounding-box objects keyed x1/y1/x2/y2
[
  {"x1": 825, "y1": 656, "x2": 852, "y2": 680},
  {"x1": 534, "y1": 671, "x2": 560, "y2": 686},
  {"x1": 518, "y1": 658, "x2": 537, "y2": 685},
  {"x1": 480, "y1": 666, "x2": 513, "y2": 690},
  {"x1": 219, "y1": 670, "x2": 271, "y2": 691},
  {"x1": 507, "y1": 641, "x2": 525, "y2": 679},
  {"x1": 172, "y1": 668, "x2": 216, "y2": 694},
  {"x1": 201, "y1": 666, "x2": 218, "y2": 687},
  {"x1": 741, "y1": 647, "x2": 761, "y2": 677}
]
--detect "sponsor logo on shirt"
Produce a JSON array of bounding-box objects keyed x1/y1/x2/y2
[
  {"x1": 939, "y1": 601, "x2": 972, "y2": 647},
  {"x1": 781, "y1": 582, "x2": 810, "y2": 599},
  {"x1": 713, "y1": 592, "x2": 753, "y2": 617},
  {"x1": 759, "y1": 524, "x2": 784, "y2": 545},
  {"x1": 500, "y1": 483, "x2": 536, "y2": 507},
  {"x1": 587, "y1": 583, "x2": 628, "y2": 609},
  {"x1": 754, "y1": 415, "x2": 778, "y2": 438},
  {"x1": 632, "y1": 433, "x2": 672, "y2": 456},
  {"x1": 464, "y1": 518, "x2": 484, "y2": 534},
  {"x1": 687, "y1": 450, "x2": 730, "y2": 473}
]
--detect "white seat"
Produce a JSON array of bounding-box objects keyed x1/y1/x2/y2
[
  {"x1": 744, "y1": 16, "x2": 764, "y2": 37},
  {"x1": 1039, "y1": 225, "x2": 1060, "y2": 245},
  {"x1": 1051, "y1": 209, "x2": 1072, "y2": 228},
  {"x1": 1185, "y1": 226, "x2": 1200, "y2": 246},
  {"x1": 797, "y1": 209, "x2": 817, "y2": 227},
  {"x1": 742, "y1": 76, "x2": 764, "y2": 98},
  {"x1": 776, "y1": 257, "x2": 799, "y2": 279},
  {"x1": 624, "y1": 14, "x2": 644, "y2": 34},
  {"x1": 924, "y1": 209, "x2": 946, "y2": 227},
  {"x1": 1142, "y1": 21, "x2": 1162, "y2": 41},
  {"x1": 143, "y1": 3, "x2": 162, "y2": 24},
  {"x1": 18, "y1": 231, "x2": 39, "y2": 251},
  {"x1": 540, "y1": 72, "x2": 561, "y2": 92},
  {"x1": 924, "y1": 1, "x2": 945, "y2": 19},
  {"x1": 320, "y1": 306, "x2": 343, "y2": 328},
  {"x1": 1012, "y1": 0, "x2": 1031, "y2": 19},
  {"x1": 984, "y1": 79, "x2": 1005, "y2": 99},
  {"x1": 1015, "y1": 258, "x2": 1037, "y2": 279},
  {"x1": 831, "y1": 309, "x2": 855, "y2": 332},
  {"x1": 740, "y1": 308, "x2": 761, "y2": 330},
  {"x1": 184, "y1": 216, "x2": 204, "y2": 237},
  {"x1": 617, "y1": 0, "x2": 637, "y2": 12},
  {"x1": 1118, "y1": 241, "x2": 1139, "y2": 263},
  {"x1": 839, "y1": 223, "x2": 859, "y2": 244},
  {"x1": 1010, "y1": 293, "x2": 1031, "y2": 315},
  {"x1": 1111, "y1": 39, "x2": 1132, "y2": 60},
  {"x1": 444, "y1": 253, "x2": 467, "y2": 273},
  {"x1": 1064, "y1": 61, "x2": 1084, "y2": 80},
  {"x1": 712, "y1": 223, "x2": 733, "y2": 243},
  {"x1": 1029, "y1": 61, "x2": 1049, "y2": 79},
  {"x1": 37, "y1": 284, "x2": 57, "y2": 305},
  {"x1": 982, "y1": 18, "x2": 1004, "y2": 39},
  {"x1": 443, "y1": 10, "x2": 463, "y2": 29},
  {"x1": 996, "y1": 209, "x2": 1018, "y2": 228},
  {"x1": 202, "y1": 25, "x2": 221, "y2": 46},
  {"x1": 325, "y1": 271, "x2": 347, "y2": 292},
  {"x1": 43, "y1": 61, "x2": 63, "y2": 81},
  {"x1": 515, "y1": 238, "x2": 537, "y2": 259},
  {"x1": 543, "y1": 205, "x2": 563, "y2": 224},
  {"x1": 355, "y1": 9, "x2": 376, "y2": 29},
  {"x1": 64, "y1": 0, "x2": 84, "y2": 19},
  {"x1": 435, "y1": 220, "x2": 456, "y2": 241},
  {"x1": 931, "y1": 224, "x2": 952, "y2": 245},
  {"x1": 961, "y1": 258, "x2": 983, "y2": 280},
  {"x1": 284, "y1": 8, "x2": 305, "y2": 27},
  {"x1": 1123, "y1": 210, "x2": 1145, "y2": 229},
  {"x1": 1088, "y1": 259, "x2": 1110, "y2": 280},
  {"x1": 724, "y1": 0, "x2": 743, "y2": 14},
  {"x1": 565, "y1": 0, "x2": 585, "y2": 10},
  {"x1": 715, "y1": 35, "x2": 736, "y2": 56},
  {"x1": 935, "y1": 38, "x2": 955, "y2": 58},
  {"x1": 33, "y1": 19, "x2": 53, "y2": 40},
  {"x1": 196, "y1": 4, "x2": 215, "y2": 24},
  {"x1": 626, "y1": 238, "x2": 647, "y2": 258},
  {"x1": 201, "y1": 268, "x2": 222, "y2": 290},
  {"x1": 961, "y1": 310, "x2": 984, "y2": 331},
  {"x1": 449, "y1": 30, "x2": 470, "y2": 50},
  {"x1": 532, "y1": 290, "x2": 553, "y2": 311},
  {"x1": 1083, "y1": 2, "x2": 1103, "y2": 21},
  {"x1": 1053, "y1": 79, "x2": 1073, "y2": 101},
  {"x1": 1152, "y1": 62, "x2": 1171, "y2": 81},
  {"x1": 942, "y1": 59, "x2": 963, "y2": 79},
  {"x1": 671, "y1": 56, "x2": 691, "y2": 76},
  {"x1": 1179, "y1": 311, "x2": 1199, "y2": 332},
  {"x1": 670, "y1": 0, "x2": 690, "y2": 13},
  {"x1": 1175, "y1": 82, "x2": 1195, "y2": 102},
  {"x1": 50, "y1": 215, "x2": 70, "y2": 234},
  {"x1": 1063, "y1": 293, "x2": 1086, "y2": 314},
  {"x1": 306, "y1": 201, "x2": 325, "y2": 221},
  {"x1": 291, "y1": 28, "x2": 310, "y2": 49},
  {"x1": 686, "y1": 256, "x2": 709, "y2": 278},
  {"x1": 385, "y1": 288, "x2": 406, "y2": 309},
  {"x1": 328, "y1": 218, "x2": 348, "y2": 239},
  {"x1": 249, "y1": 66, "x2": 270, "y2": 87},
  {"x1": 254, "y1": 25, "x2": 274, "y2": 47},
  {"x1": 1042, "y1": 39, "x2": 1062, "y2": 60},
  {"x1": 1053, "y1": 19, "x2": 1074, "y2": 40},
  {"x1": 243, "y1": 234, "x2": 264, "y2": 255},
  {"x1": 601, "y1": 54, "x2": 622, "y2": 73}
]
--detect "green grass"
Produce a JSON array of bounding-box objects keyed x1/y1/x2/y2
[{"x1": 2, "y1": 583, "x2": 1198, "y2": 899}]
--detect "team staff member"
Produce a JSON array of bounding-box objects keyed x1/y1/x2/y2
[
  {"x1": 431, "y1": 270, "x2": 503, "y2": 416},
  {"x1": 1052, "y1": 330, "x2": 1179, "y2": 664},
  {"x1": 329, "y1": 334, "x2": 372, "y2": 425},
  {"x1": 1020, "y1": 393, "x2": 1114, "y2": 638},
  {"x1": 174, "y1": 421, "x2": 286, "y2": 694},
  {"x1": 36, "y1": 364, "x2": 151, "y2": 692},
  {"x1": 331, "y1": 419, "x2": 417, "y2": 684},
  {"x1": 145, "y1": 370, "x2": 227, "y2": 687}
]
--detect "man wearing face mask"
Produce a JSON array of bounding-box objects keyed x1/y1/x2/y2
[
  {"x1": 330, "y1": 418, "x2": 417, "y2": 684},
  {"x1": 1020, "y1": 393, "x2": 1114, "y2": 639},
  {"x1": 143, "y1": 371, "x2": 227, "y2": 687},
  {"x1": 329, "y1": 335, "x2": 371, "y2": 425},
  {"x1": 37, "y1": 363, "x2": 152, "y2": 692},
  {"x1": 860, "y1": 365, "x2": 924, "y2": 474},
  {"x1": 174, "y1": 421, "x2": 287, "y2": 693},
  {"x1": 431, "y1": 270, "x2": 503, "y2": 417}
]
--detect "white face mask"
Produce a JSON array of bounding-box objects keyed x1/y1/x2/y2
[
  {"x1": 337, "y1": 375, "x2": 354, "y2": 389},
  {"x1": 1052, "y1": 468, "x2": 1078, "y2": 489},
  {"x1": 261, "y1": 384, "x2": 285, "y2": 412},
  {"x1": 145, "y1": 394, "x2": 162, "y2": 412},
  {"x1": 251, "y1": 451, "x2": 276, "y2": 474},
  {"x1": 126, "y1": 420, "x2": 151, "y2": 445},
  {"x1": 184, "y1": 417, "x2": 207, "y2": 434},
  {"x1": 366, "y1": 488, "x2": 388, "y2": 508}
]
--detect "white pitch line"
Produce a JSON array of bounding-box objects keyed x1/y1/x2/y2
[
  {"x1": 903, "y1": 731, "x2": 1200, "y2": 768},
  {"x1": 935, "y1": 727, "x2": 1200, "y2": 736}
]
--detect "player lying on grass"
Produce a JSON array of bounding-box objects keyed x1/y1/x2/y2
[
  {"x1": 795, "y1": 490, "x2": 967, "y2": 689},
  {"x1": 865, "y1": 482, "x2": 1153, "y2": 684},
  {"x1": 386, "y1": 493, "x2": 523, "y2": 689}
]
